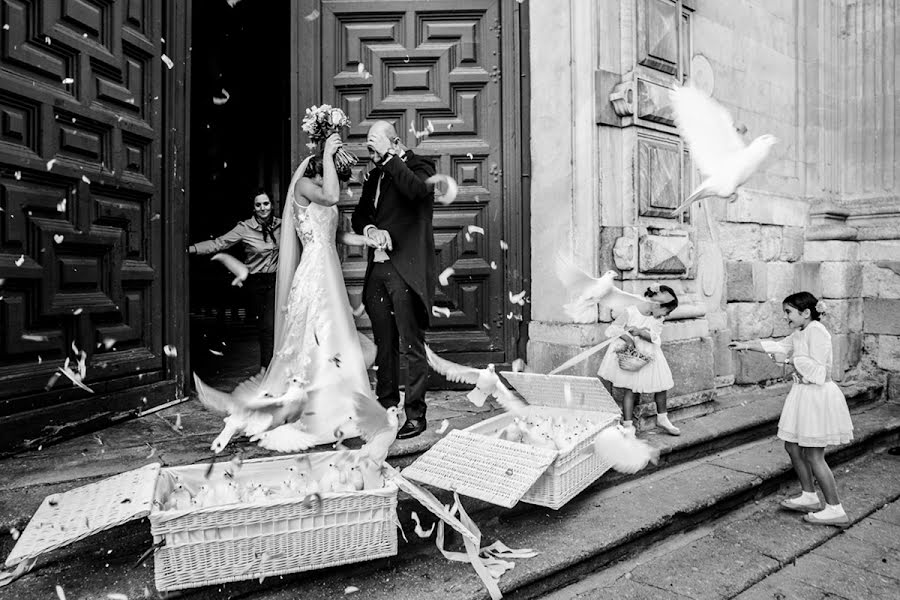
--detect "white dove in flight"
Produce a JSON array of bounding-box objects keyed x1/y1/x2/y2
[
  {"x1": 194, "y1": 372, "x2": 316, "y2": 453},
  {"x1": 669, "y1": 85, "x2": 778, "y2": 217},
  {"x1": 555, "y1": 254, "x2": 657, "y2": 323},
  {"x1": 424, "y1": 345, "x2": 527, "y2": 414}
]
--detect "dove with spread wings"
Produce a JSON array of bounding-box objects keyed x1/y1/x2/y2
[
  {"x1": 424, "y1": 345, "x2": 527, "y2": 414},
  {"x1": 555, "y1": 254, "x2": 657, "y2": 323},
  {"x1": 669, "y1": 85, "x2": 778, "y2": 217}
]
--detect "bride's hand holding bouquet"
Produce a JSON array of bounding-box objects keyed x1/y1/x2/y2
[{"x1": 302, "y1": 104, "x2": 357, "y2": 172}]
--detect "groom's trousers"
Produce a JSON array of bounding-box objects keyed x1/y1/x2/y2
[{"x1": 364, "y1": 261, "x2": 428, "y2": 421}]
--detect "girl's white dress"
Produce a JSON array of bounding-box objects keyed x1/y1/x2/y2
[
  {"x1": 597, "y1": 305, "x2": 673, "y2": 393},
  {"x1": 761, "y1": 320, "x2": 853, "y2": 447}
]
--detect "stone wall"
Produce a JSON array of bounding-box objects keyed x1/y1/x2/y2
[{"x1": 527, "y1": 0, "x2": 899, "y2": 409}]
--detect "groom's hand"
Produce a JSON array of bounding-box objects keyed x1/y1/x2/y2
[
  {"x1": 367, "y1": 131, "x2": 393, "y2": 163},
  {"x1": 366, "y1": 228, "x2": 393, "y2": 251}
]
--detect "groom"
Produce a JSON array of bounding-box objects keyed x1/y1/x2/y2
[{"x1": 351, "y1": 121, "x2": 436, "y2": 440}]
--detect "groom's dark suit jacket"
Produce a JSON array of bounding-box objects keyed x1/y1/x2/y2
[{"x1": 351, "y1": 151, "x2": 436, "y2": 322}]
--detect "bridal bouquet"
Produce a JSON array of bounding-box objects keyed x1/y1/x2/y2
[{"x1": 302, "y1": 104, "x2": 357, "y2": 172}]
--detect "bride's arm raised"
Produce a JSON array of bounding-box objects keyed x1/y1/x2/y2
[{"x1": 295, "y1": 133, "x2": 342, "y2": 207}]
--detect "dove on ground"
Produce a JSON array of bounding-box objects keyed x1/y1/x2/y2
[
  {"x1": 424, "y1": 345, "x2": 527, "y2": 414},
  {"x1": 591, "y1": 425, "x2": 660, "y2": 474},
  {"x1": 555, "y1": 254, "x2": 657, "y2": 323},
  {"x1": 669, "y1": 84, "x2": 778, "y2": 217}
]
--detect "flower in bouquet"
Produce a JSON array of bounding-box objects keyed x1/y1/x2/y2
[{"x1": 301, "y1": 104, "x2": 357, "y2": 173}]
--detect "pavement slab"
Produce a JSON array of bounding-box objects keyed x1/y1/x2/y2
[{"x1": 789, "y1": 552, "x2": 900, "y2": 599}]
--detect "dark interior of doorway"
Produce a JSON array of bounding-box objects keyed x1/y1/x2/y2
[{"x1": 188, "y1": 0, "x2": 291, "y2": 381}]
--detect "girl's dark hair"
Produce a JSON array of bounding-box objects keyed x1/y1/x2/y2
[
  {"x1": 645, "y1": 285, "x2": 679, "y2": 313},
  {"x1": 304, "y1": 154, "x2": 351, "y2": 182},
  {"x1": 783, "y1": 291, "x2": 821, "y2": 321}
]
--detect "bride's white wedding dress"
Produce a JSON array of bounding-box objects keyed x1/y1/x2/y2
[{"x1": 195, "y1": 157, "x2": 388, "y2": 453}]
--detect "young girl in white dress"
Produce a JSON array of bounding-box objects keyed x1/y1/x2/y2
[
  {"x1": 597, "y1": 285, "x2": 680, "y2": 437},
  {"x1": 730, "y1": 291, "x2": 853, "y2": 527}
]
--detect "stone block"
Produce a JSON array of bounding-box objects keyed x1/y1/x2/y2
[
  {"x1": 712, "y1": 329, "x2": 734, "y2": 378},
  {"x1": 831, "y1": 333, "x2": 863, "y2": 381},
  {"x1": 719, "y1": 224, "x2": 763, "y2": 262},
  {"x1": 864, "y1": 299, "x2": 900, "y2": 335},
  {"x1": 820, "y1": 261, "x2": 863, "y2": 298},
  {"x1": 780, "y1": 226, "x2": 805, "y2": 261},
  {"x1": 727, "y1": 302, "x2": 775, "y2": 339},
  {"x1": 765, "y1": 262, "x2": 796, "y2": 301},
  {"x1": 726, "y1": 191, "x2": 809, "y2": 226},
  {"x1": 794, "y1": 262, "x2": 823, "y2": 297},
  {"x1": 869, "y1": 335, "x2": 900, "y2": 371},
  {"x1": 859, "y1": 240, "x2": 900, "y2": 261},
  {"x1": 862, "y1": 263, "x2": 900, "y2": 299},
  {"x1": 707, "y1": 310, "x2": 728, "y2": 331},
  {"x1": 733, "y1": 349, "x2": 790, "y2": 384},
  {"x1": 663, "y1": 336, "x2": 716, "y2": 397},
  {"x1": 803, "y1": 240, "x2": 859, "y2": 262},
  {"x1": 725, "y1": 261, "x2": 768, "y2": 301},
  {"x1": 888, "y1": 372, "x2": 900, "y2": 402},
  {"x1": 768, "y1": 300, "x2": 792, "y2": 337},
  {"x1": 820, "y1": 298, "x2": 863, "y2": 334},
  {"x1": 661, "y1": 318, "x2": 710, "y2": 342}
]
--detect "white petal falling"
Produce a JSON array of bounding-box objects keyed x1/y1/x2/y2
[
  {"x1": 509, "y1": 290, "x2": 527, "y2": 306},
  {"x1": 466, "y1": 152, "x2": 474, "y2": 160},
  {"x1": 438, "y1": 267, "x2": 455, "y2": 286},
  {"x1": 81, "y1": 175, "x2": 91, "y2": 184},
  {"x1": 436, "y1": 419, "x2": 450, "y2": 434},
  {"x1": 500, "y1": 240, "x2": 509, "y2": 250},
  {"x1": 426, "y1": 174, "x2": 458, "y2": 205},
  {"x1": 212, "y1": 89, "x2": 230, "y2": 105},
  {"x1": 304, "y1": 9, "x2": 320, "y2": 21},
  {"x1": 57, "y1": 198, "x2": 66, "y2": 212},
  {"x1": 46, "y1": 158, "x2": 57, "y2": 171},
  {"x1": 14, "y1": 171, "x2": 21, "y2": 180},
  {"x1": 432, "y1": 306, "x2": 451, "y2": 318},
  {"x1": 14, "y1": 255, "x2": 25, "y2": 267},
  {"x1": 163, "y1": 345, "x2": 178, "y2": 357},
  {"x1": 102, "y1": 337, "x2": 116, "y2": 350},
  {"x1": 62, "y1": 77, "x2": 74, "y2": 85},
  {"x1": 53, "y1": 234, "x2": 64, "y2": 244},
  {"x1": 344, "y1": 587, "x2": 359, "y2": 595},
  {"x1": 490, "y1": 261, "x2": 498, "y2": 270},
  {"x1": 161, "y1": 54, "x2": 174, "y2": 69}
]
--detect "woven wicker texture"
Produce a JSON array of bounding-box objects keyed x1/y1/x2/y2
[
  {"x1": 401, "y1": 430, "x2": 557, "y2": 508},
  {"x1": 5, "y1": 463, "x2": 160, "y2": 567},
  {"x1": 500, "y1": 371, "x2": 621, "y2": 415},
  {"x1": 149, "y1": 452, "x2": 399, "y2": 591}
]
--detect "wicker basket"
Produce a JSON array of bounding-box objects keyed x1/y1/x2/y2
[
  {"x1": 616, "y1": 347, "x2": 652, "y2": 371},
  {"x1": 149, "y1": 452, "x2": 398, "y2": 591},
  {"x1": 402, "y1": 372, "x2": 621, "y2": 510},
  {"x1": 4, "y1": 452, "x2": 399, "y2": 593}
]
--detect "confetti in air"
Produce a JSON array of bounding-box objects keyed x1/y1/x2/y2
[
  {"x1": 22, "y1": 334, "x2": 48, "y2": 342},
  {"x1": 426, "y1": 174, "x2": 459, "y2": 205},
  {"x1": 55, "y1": 585, "x2": 67, "y2": 600},
  {"x1": 490, "y1": 261, "x2": 498, "y2": 270},
  {"x1": 161, "y1": 54, "x2": 174, "y2": 69},
  {"x1": 57, "y1": 198, "x2": 66, "y2": 212},
  {"x1": 14, "y1": 170, "x2": 21, "y2": 180},
  {"x1": 81, "y1": 175, "x2": 91, "y2": 184},
  {"x1": 46, "y1": 158, "x2": 57, "y2": 170},
  {"x1": 465, "y1": 224, "x2": 484, "y2": 242},
  {"x1": 438, "y1": 267, "x2": 455, "y2": 286},
  {"x1": 512, "y1": 358, "x2": 526, "y2": 372},
  {"x1": 410, "y1": 511, "x2": 436, "y2": 538},
  {"x1": 436, "y1": 419, "x2": 450, "y2": 434},
  {"x1": 344, "y1": 587, "x2": 360, "y2": 595},
  {"x1": 2, "y1": 24, "x2": 8, "y2": 30},
  {"x1": 163, "y1": 345, "x2": 177, "y2": 357},
  {"x1": 62, "y1": 77, "x2": 74, "y2": 85},
  {"x1": 209, "y1": 349, "x2": 224, "y2": 356},
  {"x1": 304, "y1": 9, "x2": 320, "y2": 21},
  {"x1": 9, "y1": 527, "x2": 20, "y2": 541},
  {"x1": 500, "y1": 240, "x2": 509, "y2": 250},
  {"x1": 54, "y1": 234, "x2": 64, "y2": 244},
  {"x1": 226, "y1": 0, "x2": 242, "y2": 6},
  {"x1": 509, "y1": 290, "x2": 527, "y2": 305},
  {"x1": 14, "y1": 255, "x2": 25, "y2": 267},
  {"x1": 212, "y1": 89, "x2": 231, "y2": 105},
  {"x1": 432, "y1": 306, "x2": 451, "y2": 318},
  {"x1": 466, "y1": 152, "x2": 474, "y2": 160},
  {"x1": 73, "y1": 308, "x2": 83, "y2": 315},
  {"x1": 102, "y1": 337, "x2": 116, "y2": 350}
]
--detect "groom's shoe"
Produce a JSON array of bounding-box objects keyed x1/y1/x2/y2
[{"x1": 397, "y1": 418, "x2": 426, "y2": 440}]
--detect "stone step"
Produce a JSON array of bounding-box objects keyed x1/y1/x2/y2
[
  {"x1": 3, "y1": 390, "x2": 895, "y2": 600},
  {"x1": 541, "y1": 447, "x2": 900, "y2": 600}
]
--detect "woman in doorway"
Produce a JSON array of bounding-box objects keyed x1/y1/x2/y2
[{"x1": 189, "y1": 189, "x2": 281, "y2": 368}]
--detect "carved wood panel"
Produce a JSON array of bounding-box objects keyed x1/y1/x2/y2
[
  {"x1": 0, "y1": 0, "x2": 166, "y2": 425},
  {"x1": 321, "y1": 0, "x2": 508, "y2": 358}
]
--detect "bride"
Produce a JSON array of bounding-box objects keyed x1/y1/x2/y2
[{"x1": 194, "y1": 134, "x2": 396, "y2": 455}]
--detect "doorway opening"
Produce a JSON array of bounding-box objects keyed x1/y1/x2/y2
[{"x1": 188, "y1": 0, "x2": 291, "y2": 381}]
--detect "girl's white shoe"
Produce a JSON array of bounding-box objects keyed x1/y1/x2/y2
[
  {"x1": 656, "y1": 413, "x2": 681, "y2": 436},
  {"x1": 780, "y1": 491, "x2": 822, "y2": 512}
]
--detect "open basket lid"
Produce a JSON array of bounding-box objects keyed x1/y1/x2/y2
[
  {"x1": 401, "y1": 429, "x2": 557, "y2": 509},
  {"x1": 5, "y1": 463, "x2": 161, "y2": 568},
  {"x1": 500, "y1": 371, "x2": 622, "y2": 416}
]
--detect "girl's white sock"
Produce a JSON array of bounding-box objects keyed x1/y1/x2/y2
[
  {"x1": 812, "y1": 503, "x2": 846, "y2": 519},
  {"x1": 620, "y1": 420, "x2": 636, "y2": 436},
  {"x1": 790, "y1": 491, "x2": 820, "y2": 505}
]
